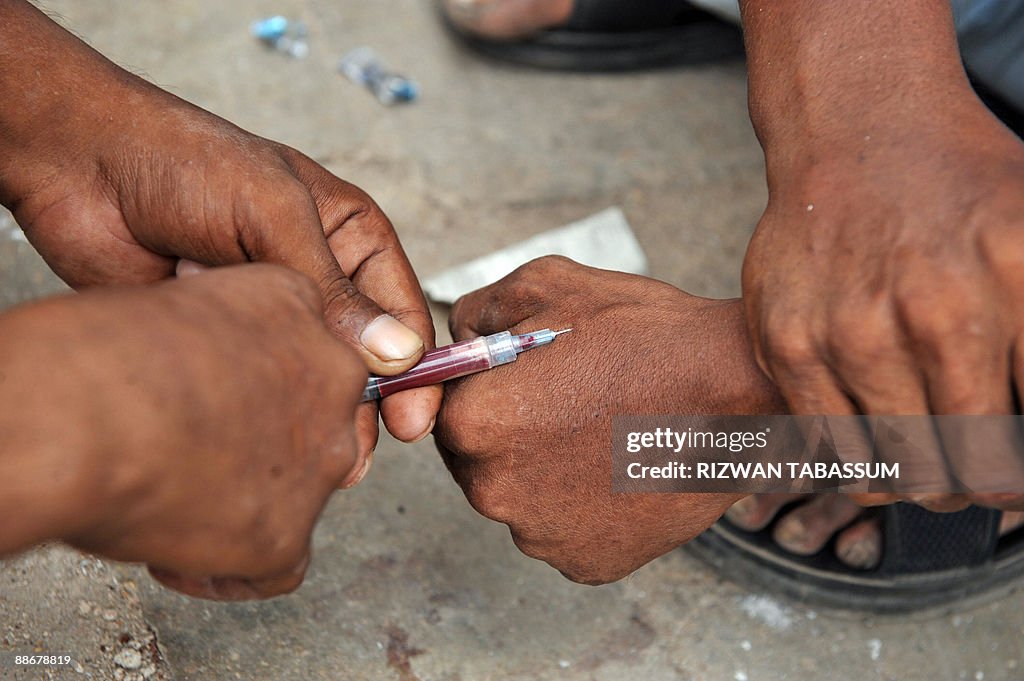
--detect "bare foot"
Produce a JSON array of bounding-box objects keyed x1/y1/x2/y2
[
  {"x1": 726, "y1": 496, "x2": 1024, "y2": 571},
  {"x1": 443, "y1": 0, "x2": 575, "y2": 39}
]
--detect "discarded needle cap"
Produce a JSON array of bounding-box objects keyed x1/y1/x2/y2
[
  {"x1": 250, "y1": 15, "x2": 309, "y2": 59},
  {"x1": 339, "y1": 47, "x2": 418, "y2": 106}
]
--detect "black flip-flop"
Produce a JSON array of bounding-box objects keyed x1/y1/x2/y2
[
  {"x1": 440, "y1": 0, "x2": 745, "y2": 72},
  {"x1": 687, "y1": 503, "x2": 1024, "y2": 613}
]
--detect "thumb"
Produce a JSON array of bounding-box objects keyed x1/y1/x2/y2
[
  {"x1": 247, "y1": 189, "x2": 425, "y2": 376},
  {"x1": 449, "y1": 257, "x2": 565, "y2": 341},
  {"x1": 449, "y1": 277, "x2": 540, "y2": 342},
  {"x1": 254, "y1": 188, "x2": 423, "y2": 374},
  {"x1": 319, "y1": 266, "x2": 426, "y2": 375}
]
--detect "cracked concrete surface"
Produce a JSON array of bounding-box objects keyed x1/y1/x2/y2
[{"x1": 2, "y1": 1, "x2": 1023, "y2": 680}]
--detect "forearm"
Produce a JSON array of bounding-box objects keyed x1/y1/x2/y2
[
  {"x1": 739, "y1": 0, "x2": 976, "y2": 175},
  {"x1": 0, "y1": 296, "x2": 112, "y2": 555},
  {"x1": 0, "y1": 0, "x2": 144, "y2": 208}
]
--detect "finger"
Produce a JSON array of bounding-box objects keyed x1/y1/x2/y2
[
  {"x1": 237, "y1": 551, "x2": 311, "y2": 599},
  {"x1": 284, "y1": 153, "x2": 441, "y2": 439},
  {"x1": 326, "y1": 218, "x2": 440, "y2": 442},
  {"x1": 823, "y1": 318, "x2": 950, "y2": 500},
  {"x1": 340, "y1": 402, "x2": 379, "y2": 489},
  {"x1": 766, "y1": 335, "x2": 875, "y2": 468},
  {"x1": 849, "y1": 492, "x2": 901, "y2": 507},
  {"x1": 175, "y1": 258, "x2": 207, "y2": 278},
  {"x1": 449, "y1": 261, "x2": 555, "y2": 341},
  {"x1": 243, "y1": 180, "x2": 425, "y2": 376},
  {"x1": 148, "y1": 553, "x2": 310, "y2": 601},
  {"x1": 924, "y1": 335, "x2": 1023, "y2": 500},
  {"x1": 147, "y1": 570, "x2": 266, "y2": 601}
]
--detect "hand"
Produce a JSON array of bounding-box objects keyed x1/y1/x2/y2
[
  {"x1": 742, "y1": 93, "x2": 1024, "y2": 511},
  {"x1": 737, "y1": 0, "x2": 1024, "y2": 510},
  {"x1": 0, "y1": 1, "x2": 441, "y2": 458},
  {"x1": 0, "y1": 265, "x2": 366, "y2": 599},
  {"x1": 434, "y1": 256, "x2": 783, "y2": 584}
]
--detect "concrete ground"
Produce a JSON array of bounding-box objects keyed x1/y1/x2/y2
[{"x1": 2, "y1": 1, "x2": 1023, "y2": 680}]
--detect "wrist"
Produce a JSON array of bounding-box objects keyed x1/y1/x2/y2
[
  {"x1": 0, "y1": 298, "x2": 114, "y2": 554},
  {"x1": 682, "y1": 298, "x2": 787, "y2": 415},
  {"x1": 741, "y1": 0, "x2": 975, "y2": 178}
]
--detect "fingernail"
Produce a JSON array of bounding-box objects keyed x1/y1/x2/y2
[
  {"x1": 360, "y1": 315, "x2": 423, "y2": 362},
  {"x1": 410, "y1": 417, "x2": 436, "y2": 443},
  {"x1": 176, "y1": 259, "x2": 207, "y2": 278},
  {"x1": 340, "y1": 451, "x2": 374, "y2": 489}
]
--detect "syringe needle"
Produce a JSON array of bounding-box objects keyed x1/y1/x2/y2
[{"x1": 363, "y1": 328, "x2": 571, "y2": 402}]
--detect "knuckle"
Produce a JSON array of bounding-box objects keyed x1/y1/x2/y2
[
  {"x1": 766, "y1": 330, "x2": 821, "y2": 375},
  {"x1": 528, "y1": 254, "x2": 574, "y2": 273},
  {"x1": 320, "y1": 274, "x2": 363, "y2": 315},
  {"x1": 827, "y1": 309, "x2": 894, "y2": 369},
  {"x1": 557, "y1": 561, "x2": 624, "y2": 586},
  {"x1": 273, "y1": 178, "x2": 318, "y2": 212},
  {"x1": 506, "y1": 255, "x2": 572, "y2": 291},
  {"x1": 936, "y1": 382, "x2": 990, "y2": 414},
  {"x1": 509, "y1": 534, "x2": 628, "y2": 586},
  {"x1": 260, "y1": 571, "x2": 305, "y2": 597},
  {"x1": 264, "y1": 534, "x2": 309, "y2": 575},
  {"x1": 246, "y1": 177, "x2": 318, "y2": 240},
  {"x1": 449, "y1": 294, "x2": 475, "y2": 330},
  {"x1": 893, "y1": 288, "x2": 961, "y2": 341},
  {"x1": 436, "y1": 387, "x2": 499, "y2": 452},
  {"x1": 462, "y1": 476, "x2": 516, "y2": 523},
  {"x1": 323, "y1": 433, "x2": 361, "y2": 484},
  {"x1": 976, "y1": 221, "x2": 1024, "y2": 278},
  {"x1": 503, "y1": 265, "x2": 546, "y2": 297}
]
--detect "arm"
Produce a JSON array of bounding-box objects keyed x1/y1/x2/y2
[
  {"x1": 739, "y1": 0, "x2": 1024, "y2": 509},
  {"x1": 0, "y1": 265, "x2": 367, "y2": 600},
  {"x1": 740, "y1": 0, "x2": 974, "y2": 174},
  {"x1": 0, "y1": 302, "x2": 109, "y2": 556},
  {"x1": 0, "y1": 0, "x2": 441, "y2": 451}
]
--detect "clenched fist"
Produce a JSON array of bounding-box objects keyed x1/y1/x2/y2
[{"x1": 0, "y1": 265, "x2": 367, "y2": 600}]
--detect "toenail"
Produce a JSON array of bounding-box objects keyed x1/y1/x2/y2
[{"x1": 775, "y1": 518, "x2": 808, "y2": 547}]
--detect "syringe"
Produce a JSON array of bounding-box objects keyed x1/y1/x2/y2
[{"x1": 361, "y1": 328, "x2": 571, "y2": 402}]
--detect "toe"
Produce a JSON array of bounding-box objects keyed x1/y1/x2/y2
[
  {"x1": 772, "y1": 494, "x2": 863, "y2": 556},
  {"x1": 443, "y1": 0, "x2": 575, "y2": 39},
  {"x1": 1000, "y1": 510, "x2": 1024, "y2": 535},
  {"x1": 725, "y1": 493, "x2": 804, "y2": 531},
  {"x1": 835, "y1": 517, "x2": 883, "y2": 570}
]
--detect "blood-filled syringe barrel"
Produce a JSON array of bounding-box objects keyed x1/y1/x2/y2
[{"x1": 362, "y1": 331, "x2": 519, "y2": 401}]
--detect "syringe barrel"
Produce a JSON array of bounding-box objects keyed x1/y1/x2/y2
[{"x1": 362, "y1": 331, "x2": 518, "y2": 401}]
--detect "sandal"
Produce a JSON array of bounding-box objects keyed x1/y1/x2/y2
[
  {"x1": 687, "y1": 503, "x2": 1024, "y2": 613},
  {"x1": 440, "y1": 0, "x2": 745, "y2": 72}
]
